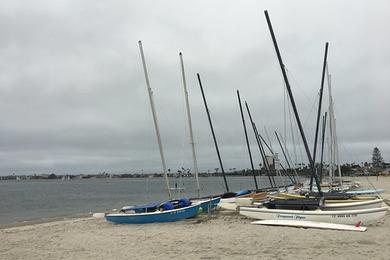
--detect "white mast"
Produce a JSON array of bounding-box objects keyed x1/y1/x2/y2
[
  {"x1": 179, "y1": 52, "x2": 201, "y2": 197},
  {"x1": 138, "y1": 41, "x2": 171, "y2": 199},
  {"x1": 327, "y1": 65, "x2": 342, "y2": 186},
  {"x1": 327, "y1": 66, "x2": 334, "y2": 183},
  {"x1": 334, "y1": 117, "x2": 343, "y2": 186}
]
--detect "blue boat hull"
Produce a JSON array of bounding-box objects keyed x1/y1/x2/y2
[
  {"x1": 105, "y1": 204, "x2": 201, "y2": 224},
  {"x1": 198, "y1": 197, "x2": 221, "y2": 212}
]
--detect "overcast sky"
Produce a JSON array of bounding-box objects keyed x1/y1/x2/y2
[{"x1": 0, "y1": 0, "x2": 389, "y2": 175}]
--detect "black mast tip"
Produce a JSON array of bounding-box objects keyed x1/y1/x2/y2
[{"x1": 179, "y1": 52, "x2": 182, "y2": 56}]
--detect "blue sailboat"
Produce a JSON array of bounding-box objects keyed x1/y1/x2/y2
[
  {"x1": 105, "y1": 198, "x2": 201, "y2": 224},
  {"x1": 105, "y1": 42, "x2": 202, "y2": 225},
  {"x1": 196, "y1": 197, "x2": 221, "y2": 212}
]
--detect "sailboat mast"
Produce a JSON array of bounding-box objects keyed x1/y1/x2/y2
[
  {"x1": 334, "y1": 118, "x2": 343, "y2": 187},
  {"x1": 138, "y1": 41, "x2": 172, "y2": 199},
  {"x1": 327, "y1": 66, "x2": 334, "y2": 182},
  {"x1": 179, "y1": 53, "x2": 201, "y2": 197},
  {"x1": 197, "y1": 73, "x2": 229, "y2": 192},
  {"x1": 264, "y1": 10, "x2": 322, "y2": 195},
  {"x1": 319, "y1": 112, "x2": 327, "y2": 183},
  {"x1": 327, "y1": 67, "x2": 343, "y2": 187},
  {"x1": 310, "y1": 42, "x2": 329, "y2": 191},
  {"x1": 245, "y1": 102, "x2": 275, "y2": 188},
  {"x1": 237, "y1": 90, "x2": 259, "y2": 190}
]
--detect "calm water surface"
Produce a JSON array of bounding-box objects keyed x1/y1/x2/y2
[{"x1": 0, "y1": 176, "x2": 290, "y2": 226}]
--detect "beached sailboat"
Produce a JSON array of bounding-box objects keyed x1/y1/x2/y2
[
  {"x1": 178, "y1": 52, "x2": 222, "y2": 211},
  {"x1": 239, "y1": 206, "x2": 388, "y2": 225},
  {"x1": 238, "y1": 10, "x2": 390, "y2": 226},
  {"x1": 107, "y1": 198, "x2": 201, "y2": 224},
  {"x1": 197, "y1": 75, "x2": 273, "y2": 210},
  {"x1": 105, "y1": 41, "x2": 201, "y2": 224}
]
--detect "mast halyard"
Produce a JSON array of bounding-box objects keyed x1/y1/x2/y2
[
  {"x1": 179, "y1": 52, "x2": 201, "y2": 198},
  {"x1": 245, "y1": 102, "x2": 276, "y2": 188},
  {"x1": 237, "y1": 90, "x2": 259, "y2": 190},
  {"x1": 264, "y1": 10, "x2": 323, "y2": 196},
  {"x1": 310, "y1": 42, "x2": 329, "y2": 191},
  {"x1": 278, "y1": 133, "x2": 299, "y2": 180},
  {"x1": 197, "y1": 73, "x2": 230, "y2": 192},
  {"x1": 138, "y1": 40, "x2": 172, "y2": 199}
]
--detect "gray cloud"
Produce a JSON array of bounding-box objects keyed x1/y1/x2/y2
[{"x1": 0, "y1": 0, "x2": 389, "y2": 175}]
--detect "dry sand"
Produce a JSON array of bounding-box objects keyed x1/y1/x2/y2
[{"x1": 1, "y1": 176, "x2": 390, "y2": 260}]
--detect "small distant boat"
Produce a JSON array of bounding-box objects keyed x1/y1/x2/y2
[
  {"x1": 106, "y1": 198, "x2": 201, "y2": 224},
  {"x1": 251, "y1": 219, "x2": 367, "y2": 232},
  {"x1": 239, "y1": 206, "x2": 389, "y2": 225}
]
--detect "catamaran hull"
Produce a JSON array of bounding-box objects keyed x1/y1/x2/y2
[
  {"x1": 218, "y1": 192, "x2": 268, "y2": 211},
  {"x1": 322, "y1": 199, "x2": 384, "y2": 211},
  {"x1": 105, "y1": 204, "x2": 201, "y2": 224},
  {"x1": 251, "y1": 220, "x2": 367, "y2": 232},
  {"x1": 218, "y1": 201, "x2": 238, "y2": 211},
  {"x1": 346, "y1": 189, "x2": 385, "y2": 195},
  {"x1": 239, "y1": 206, "x2": 388, "y2": 225}
]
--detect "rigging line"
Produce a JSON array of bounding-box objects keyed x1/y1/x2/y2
[
  {"x1": 287, "y1": 93, "x2": 298, "y2": 167},
  {"x1": 302, "y1": 93, "x2": 320, "y2": 128},
  {"x1": 283, "y1": 82, "x2": 287, "y2": 141},
  {"x1": 275, "y1": 131, "x2": 297, "y2": 183},
  {"x1": 284, "y1": 66, "x2": 321, "y2": 131},
  {"x1": 285, "y1": 66, "x2": 313, "y2": 103},
  {"x1": 278, "y1": 132, "x2": 299, "y2": 179},
  {"x1": 197, "y1": 73, "x2": 229, "y2": 192},
  {"x1": 286, "y1": 90, "x2": 307, "y2": 169},
  {"x1": 365, "y1": 176, "x2": 384, "y2": 200},
  {"x1": 285, "y1": 69, "x2": 317, "y2": 167},
  {"x1": 264, "y1": 126, "x2": 274, "y2": 152}
]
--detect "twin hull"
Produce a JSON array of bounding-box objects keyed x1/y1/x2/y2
[{"x1": 239, "y1": 206, "x2": 388, "y2": 225}]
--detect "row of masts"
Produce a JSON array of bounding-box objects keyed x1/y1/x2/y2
[
  {"x1": 139, "y1": 42, "x2": 291, "y2": 198},
  {"x1": 138, "y1": 10, "x2": 344, "y2": 199}
]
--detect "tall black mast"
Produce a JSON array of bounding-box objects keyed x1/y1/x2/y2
[
  {"x1": 197, "y1": 73, "x2": 229, "y2": 192},
  {"x1": 319, "y1": 112, "x2": 327, "y2": 183},
  {"x1": 310, "y1": 42, "x2": 329, "y2": 190},
  {"x1": 264, "y1": 10, "x2": 322, "y2": 195},
  {"x1": 245, "y1": 102, "x2": 275, "y2": 187},
  {"x1": 237, "y1": 90, "x2": 259, "y2": 190}
]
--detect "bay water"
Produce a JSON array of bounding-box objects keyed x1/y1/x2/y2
[{"x1": 0, "y1": 176, "x2": 290, "y2": 226}]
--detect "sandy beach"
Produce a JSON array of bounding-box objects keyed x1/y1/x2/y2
[{"x1": 1, "y1": 176, "x2": 390, "y2": 260}]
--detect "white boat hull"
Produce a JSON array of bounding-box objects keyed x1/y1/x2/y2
[
  {"x1": 239, "y1": 206, "x2": 389, "y2": 225},
  {"x1": 218, "y1": 201, "x2": 237, "y2": 211},
  {"x1": 235, "y1": 197, "x2": 253, "y2": 206},
  {"x1": 322, "y1": 199, "x2": 384, "y2": 211},
  {"x1": 251, "y1": 219, "x2": 367, "y2": 232}
]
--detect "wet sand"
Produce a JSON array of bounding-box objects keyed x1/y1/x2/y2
[{"x1": 1, "y1": 176, "x2": 389, "y2": 260}]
